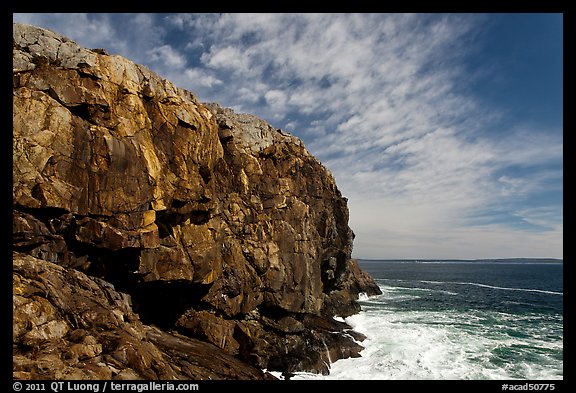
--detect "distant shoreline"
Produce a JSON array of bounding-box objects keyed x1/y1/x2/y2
[{"x1": 356, "y1": 258, "x2": 563, "y2": 264}]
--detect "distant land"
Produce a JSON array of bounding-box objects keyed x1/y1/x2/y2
[{"x1": 357, "y1": 258, "x2": 563, "y2": 264}]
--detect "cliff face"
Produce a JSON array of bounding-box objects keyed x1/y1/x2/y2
[{"x1": 12, "y1": 23, "x2": 381, "y2": 380}]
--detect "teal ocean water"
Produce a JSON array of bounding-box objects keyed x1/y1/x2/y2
[{"x1": 295, "y1": 260, "x2": 563, "y2": 380}]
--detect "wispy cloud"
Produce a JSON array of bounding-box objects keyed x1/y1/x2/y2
[
  {"x1": 148, "y1": 45, "x2": 187, "y2": 69},
  {"x1": 13, "y1": 13, "x2": 563, "y2": 259}
]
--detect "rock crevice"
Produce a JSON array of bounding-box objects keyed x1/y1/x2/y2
[{"x1": 13, "y1": 22, "x2": 381, "y2": 380}]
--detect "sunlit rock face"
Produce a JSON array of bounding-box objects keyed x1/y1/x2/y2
[{"x1": 13, "y1": 22, "x2": 381, "y2": 379}]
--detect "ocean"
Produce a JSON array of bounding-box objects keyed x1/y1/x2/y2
[{"x1": 293, "y1": 259, "x2": 563, "y2": 380}]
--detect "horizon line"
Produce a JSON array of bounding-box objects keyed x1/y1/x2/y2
[{"x1": 355, "y1": 257, "x2": 563, "y2": 262}]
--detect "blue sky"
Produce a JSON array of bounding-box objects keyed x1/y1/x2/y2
[{"x1": 13, "y1": 13, "x2": 563, "y2": 259}]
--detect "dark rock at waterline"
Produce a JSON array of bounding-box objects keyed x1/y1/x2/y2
[{"x1": 12, "y1": 22, "x2": 381, "y2": 380}]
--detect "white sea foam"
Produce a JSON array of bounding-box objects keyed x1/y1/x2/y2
[
  {"x1": 381, "y1": 278, "x2": 563, "y2": 295},
  {"x1": 358, "y1": 292, "x2": 370, "y2": 301},
  {"x1": 418, "y1": 280, "x2": 564, "y2": 296},
  {"x1": 293, "y1": 285, "x2": 563, "y2": 380}
]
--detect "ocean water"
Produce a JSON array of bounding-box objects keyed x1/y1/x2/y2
[{"x1": 294, "y1": 260, "x2": 563, "y2": 380}]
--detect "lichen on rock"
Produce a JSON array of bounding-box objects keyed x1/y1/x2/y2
[{"x1": 13, "y1": 22, "x2": 381, "y2": 380}]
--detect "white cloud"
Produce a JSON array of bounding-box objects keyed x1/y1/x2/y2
[
  {"x1": 148, "y1": 45, "x2": 186, "y2": 69},
  {"x1": 514, "y1": 206, "x2": 563, "y2": 230},
  {"x1": 264, "y1": 90, "x2": 288, "y2": 117},
  {"x1": 236, "y1": 87, "x2": 260, "y2": 104},
  {"x1": 349, "y1": 196, "x2": 563, "y2": 260},
  {"x1": 184, "y1": 69, "x2": 222, "y2": 88},
  {"x1": 202, "y1": 45, "x2": 250, "y2": 72}
]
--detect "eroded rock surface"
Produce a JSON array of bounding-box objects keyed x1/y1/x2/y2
[
  {"x1": 13, "y1": 252, "x2": 273, "y2": 380},
  {"x1": 13, "y1": 22, "x2": 381, "y2": 380}
]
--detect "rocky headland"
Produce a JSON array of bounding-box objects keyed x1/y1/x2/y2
[{"x1": 12, "y1": 22, "x2": 381, "y2": 380}]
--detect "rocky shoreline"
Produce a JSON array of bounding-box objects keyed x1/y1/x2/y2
[{"x1": 13, "y1": 22, "x2": 381, "y2": 380}]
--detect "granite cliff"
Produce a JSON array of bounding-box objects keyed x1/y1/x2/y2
[{"x1": 12, "y1": 23, "x2": 381, "y2": 380}]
